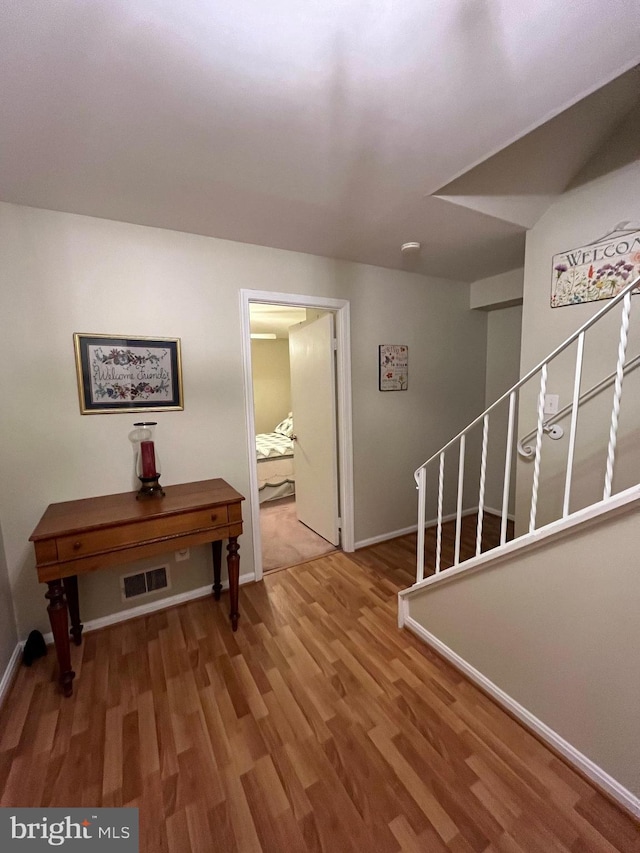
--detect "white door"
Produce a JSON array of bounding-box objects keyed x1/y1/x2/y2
[{"x1": 289, "y1": 314, "x2": 340, "y2": 546}]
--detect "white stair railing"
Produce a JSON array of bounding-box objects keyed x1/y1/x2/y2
[
  {"x1": 517, "y1": 351, "x2": 640, "y2": 459},
  {"x1": 414, "y1": 273, "x2": 640, "y2": 584}
]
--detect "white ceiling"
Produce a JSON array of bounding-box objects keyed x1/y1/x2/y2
[
  {"x1": 250, "y1": 304, "x2": 306, "y2": 338},
  {"x1": 1, "y1": 1, "x2": 639, "y2": 282}
]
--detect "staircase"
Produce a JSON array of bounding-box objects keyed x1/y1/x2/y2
[
  {"x1": 409, "y1": 272, "x2": 640, "y2": 584},
  {"x1": 398, "y1": 273, "x2": 640, "y2": 817}
]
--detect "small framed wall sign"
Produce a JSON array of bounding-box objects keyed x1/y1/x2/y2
[
  {"x1": 74, "y1": 333, "x2": 184, "y2": 414},
  {"x1": 379, "y1": 344, "x2": 408, "y2": 391}
]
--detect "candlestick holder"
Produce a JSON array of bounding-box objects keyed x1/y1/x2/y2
[{"x1": 129, "y1": 422, "x2": 165, "y2": 499}]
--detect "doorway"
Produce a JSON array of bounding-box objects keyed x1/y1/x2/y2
[{"x1": 240, "y1": 290, "x2": 354, "y2": 582}]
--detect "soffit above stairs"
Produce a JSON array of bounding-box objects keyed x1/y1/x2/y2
[{"x1": 431, "y1": 68, "x2": 640, "y2": 231}]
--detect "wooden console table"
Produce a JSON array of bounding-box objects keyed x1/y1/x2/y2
[{"x1": 30, "y1": 478, "x2": 244, "y2": 697}]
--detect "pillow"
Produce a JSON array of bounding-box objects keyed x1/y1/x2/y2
[{"x1": 274, "y1": 413, "x2": 293, "y2": 438}]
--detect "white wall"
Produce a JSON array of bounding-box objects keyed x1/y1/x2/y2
[
  {"x1": 0, "y1": 522, "x2": 18, "y2": 675},
  {"x1": 406, "y1": 503, "x2": 640, "y2": 799},
  {"x1": 470, "y1": 268, "x2": 523, "y2": 310},
  {"x1": 0, "y1": 202, "x2": 488, "y2": 637},
  {"x1": 483, "y1": 305, "x2": 522, "y2": 513},
  {"x1": 516, "y1": 105, "x2": 640, "y2": 532},
  {"x1": 461, "y1": 270, "x2": 523, "y2": 519},
  {"x1": 250, "y1": 339, "x2": 291, "y2": 434}
]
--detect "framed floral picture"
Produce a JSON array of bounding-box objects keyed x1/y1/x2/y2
[
  {"x1": 379, "y1": 344, "x2": 408, "y2": 391},
  {"x1": 74, "y1": 333, "x2": 183, "y2": 414},
  {"x1": 550, "y1": 227, "x2": 640, "y2": 307}
]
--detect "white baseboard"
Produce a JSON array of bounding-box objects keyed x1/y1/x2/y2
[
  {"x1": 484, "y1": 506, "x2": 516, "y2": 522},
  {"x1": 42, "y1": 572, "x2": 255, "y2": 646},
  {"x1": 355, "y1": 506, "x2": 491, "y2": 551},
  {"x1": 0, "y1": 643, "x2": 23, "y2": 709},
  {"x1": 355, "y1": 525, "x2": 417, "y2": 550},
  {"x1": 403, "y1": 615, "x2": 640, "y2": 819}
]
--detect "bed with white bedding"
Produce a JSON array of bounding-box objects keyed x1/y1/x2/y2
[{"x1": 256, "y1": 414, "x2": 295, "y2": 503}]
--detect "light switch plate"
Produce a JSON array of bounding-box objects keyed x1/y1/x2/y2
[{"x1": 544, "y1": 393, "x2": 559, "y2": 415}]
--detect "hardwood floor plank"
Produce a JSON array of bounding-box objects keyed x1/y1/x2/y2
[
  {"x1": 205, "y1": 798, "x2": 239, "y2": 853},
  {"x1": 389, "y1": 656, "x2": 467, "y2": 734},
  {"x1": 137, "y1": 690, "x2": 160, "y2": 777},
  {"x1": 560, "y1": 792, "x2": 639, "y2": 853},
  {"x1": 389, "y1": 813, "x2": 446, "y2": 853},
  {"x1": 471, "y1": 779, "x2": 522, "y2": 832},
  {"x1": 266, "y1": 743, "x2": 314, "y2": 821},
  {"x1": 322, "y1": 716, "x2": 407, "y2": 852},
  {"x1": 303, "y1": 776, "x2": 374, "y2": 853},
  {"x1": 199, "y1": 685, "x2": 233, "y2": 769},
  {"x1": 231, "y1": 655, "x2": 270, "y2": 720},
  {"x1": 122, "y1": 709, "x2": 142, "y2": 804},
  {"x1": 220, "y1": 764, "x2": 264, "y2": 853},
  {"x1": 138, "y1": 770, "x2": 170, "y2": 853},
  {"x1": 265, "y1": 667, "x2": 315, "y2": 741},
  {"x1": 165, "y1": 807, "x2": 193, "y2": 853},
  {"x1": 242, "y1": 761, "x2": 308, "y2": 852},
  {"x1": 368, "y1": 723, "x2": 460, "y2": 844},
  {"x1": 0, "y1": 675, "x2": 35, "y2": 751},
  {"x1": 185, "y1": 799, "x2": 217, "y2": 853},
  {"x1": 102, "y1": 704, "x2": 123, "y2": 800},
  {"x1": 392, "y1": 730, "x2": 501, "y2": 849},
  {"x1": 1, "y1": 524, "x2": 637, "y2": 852}
]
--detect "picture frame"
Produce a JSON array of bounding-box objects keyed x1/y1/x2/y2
[
  {"x1": 74, "y1": 333, "x2": 184, "y2": 414},
  {"x1": 550, "y1": 226, "x2": 640, "y2": 307},
  {"x1": 379, "y1": 344, "x2": 408, "y2": 391}
]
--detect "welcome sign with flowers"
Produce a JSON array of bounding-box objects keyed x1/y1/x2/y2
[
  {"x1": 74, "y1": 333, "x2": 184, "y2": 414},
  {"x1": 550, "y1": 226, "x2": 640, "y2": 307}
]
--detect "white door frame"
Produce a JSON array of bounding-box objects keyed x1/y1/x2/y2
[{"x1": 240, "y1": 289, "x2": 354, "y2": 582}]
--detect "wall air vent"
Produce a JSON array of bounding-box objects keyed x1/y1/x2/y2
[{"x1": 121, "y1": 565, "x2": 170, "y2": 601}]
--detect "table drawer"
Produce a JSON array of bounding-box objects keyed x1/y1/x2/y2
[{"x1": 56, "y1": 506, "x2": 229, "y2": 560}]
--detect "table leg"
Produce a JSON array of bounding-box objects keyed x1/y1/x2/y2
[
  {"x1": 227, "y1": 536, "x2": 240, "y2": 631},
  {"x1": 211, "y1": 539, "x2": 223, "y2": 601},
  {"x1": 45, "y1": 580, "x2": 75, "y2": 697},
  {"x1": 63, "y1": 575, "x2": 83, "y2": 646}
]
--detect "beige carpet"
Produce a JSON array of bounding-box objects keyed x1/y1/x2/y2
[{"x1": 260, "y1": 496, "x2": 338, "y2": 572}]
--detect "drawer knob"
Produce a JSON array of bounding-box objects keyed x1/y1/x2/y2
[
  {"x1": 211, "y1": 514, "x2": 218, "y2": 522},
  {"x1": 73, "y1": 541, "x2": 82, "y2": 551}
]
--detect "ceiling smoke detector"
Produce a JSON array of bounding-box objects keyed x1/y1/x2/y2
[{"x1": 401, "y1": 242, "x2": 421, "y2": 253}]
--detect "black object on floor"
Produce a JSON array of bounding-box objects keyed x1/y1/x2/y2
[{"x1": 22, "y1": 630, "x2": 47, "y2": 666}]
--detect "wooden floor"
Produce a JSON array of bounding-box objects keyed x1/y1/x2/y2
[{"x1": 1, "y1": 533, "x2": 638, "y2": 852}]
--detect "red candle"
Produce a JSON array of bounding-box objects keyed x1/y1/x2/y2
[{"x1": 140, "y1": 440, "x2": 157, "y2": 478}]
